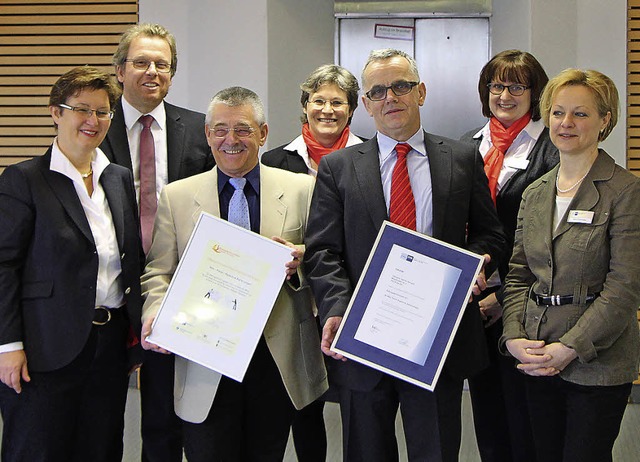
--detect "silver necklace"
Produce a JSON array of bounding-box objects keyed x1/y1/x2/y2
[{"x1": 555, "y1": 170, "x2": 588, "y2": 193}]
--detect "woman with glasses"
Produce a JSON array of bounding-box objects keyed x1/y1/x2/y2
[
  {"x1": 0, "y1": 66, "x2": 143, "y2": 461},
  {"x1": 262, "y1": 64, "x2": 363, "y2": 176},
  {"x1": 460, "y1": 49, "x2": 559, "y2": 462},
  {"x1": 500, "y1": 69, "x2": 640, "y2": 462},
  {"x1": 261, "y1": 64, "x2": 362, "y2": 462}
]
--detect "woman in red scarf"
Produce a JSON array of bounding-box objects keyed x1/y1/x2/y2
[
  {"x1": 262, "y1": 64, "x2": 363, "y2": 176},
  {"x1": 261, "y1": 64, "x2": 362, "y2": 462},
  {"x1": 460, "y1": 50, "x2": 559, "y2": 462}
]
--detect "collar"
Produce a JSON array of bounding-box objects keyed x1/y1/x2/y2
[
  {"x1": 216, "y1": 162, "x2": 261, "y2": 195},
  {"x1": 377, "y1": 128, "x2": 426, "y2": 164},
  {"x1": 121, "y1": 97, "x2": 167, "y2": 131},
  {"x1": 476, "y1": 118, "x2": 545, "y2": 142},
  {"x1": 50, "y1": 137, "x2": 110, "y2": 181}
]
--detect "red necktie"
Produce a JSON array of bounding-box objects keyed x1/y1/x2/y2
[
  {"x1": 389, "y1": 143, "x2": 416, "y2": 230},
  {"x1": 139, "y1": 115, "x2": 156, "y2": 254}
]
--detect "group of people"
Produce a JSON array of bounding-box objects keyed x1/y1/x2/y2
[{"x1": 0, "y1": 20, "x2": 638, "y2": 462}]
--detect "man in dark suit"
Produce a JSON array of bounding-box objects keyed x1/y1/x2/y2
[
  {"x1": 99, "y1": 23, "x2": 214, "y2": 462},
  {"x1": 304, "y1": 49, "x2": 506, "y2": 461}
]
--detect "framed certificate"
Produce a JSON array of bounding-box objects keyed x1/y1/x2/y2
[
  {"x1": 147, "y1": 212, "x2": 292, "y2": 382},
  {"x1": 331, "y1": 221, "x2": 484, "y2": 391}
]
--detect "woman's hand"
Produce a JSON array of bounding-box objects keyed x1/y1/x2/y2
[
  {"x1": 505, "y1": 338, "x2": 557, "y2": 376},
  {"x1": 479, "y1": 292, "x2": 502, "y2": 327},
  {"x1": 0, "y1": 350, "x2": 30, "y2": 393}
]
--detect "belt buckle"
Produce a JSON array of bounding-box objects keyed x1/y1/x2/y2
[{"x1": 93, "y1": 306, "x2": 112, "y2": 326}]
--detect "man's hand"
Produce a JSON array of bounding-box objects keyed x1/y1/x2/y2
[
  {"x1": 272, "y1": 236, "x2": 303, "y2": 280},
  {"x1": 469, "y1": 254, "x2": 491, "y2": 302},
  {"x1": 0, "y1": 350, "x2": 30, "y2": 394},
  {"x1": 141, "y1": 317, "x2": 171, "y2": 354},
  {"x1": 321, "y1": 316, "x2": 346, "y2": 361}
]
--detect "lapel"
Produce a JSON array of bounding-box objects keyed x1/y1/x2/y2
[
  {"x1": 553, "y1": 151, "x2": 614, "y2": 240},
  {"x1": 103, "y1": 99, "x2": 134, "y2": 170},
  {"x1": 39, "y1": 149, "x2": 95, "y2": 245},
  {"x1": 526, "y1": 169, "x2": 557, "y2": 256},
  {"x1": 259, "y1": 164, "x2": 286, "y2": 238},
  {"x1": 352, "y1": 138, "x2": 387, "y2": 230},
  {"x1": 192, "y1": 168, "x2": 221, "y2": 225},
  {"x1": 100, "y1": 165, "x2": 125, "y2": 250},
  {"x1": 165, "y1": 102, "x2": 187, "y2": 182},
  {"x1": 423, "y1": 131, "x2": 452, "y2": 239}
]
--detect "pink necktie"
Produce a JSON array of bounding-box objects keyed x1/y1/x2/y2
[
  {"x1": 389, "y1": 143, "x2": 416, "y2": 230},
  {"x1": 139, "y1": 115, "x2": 156, "y2": 254}
]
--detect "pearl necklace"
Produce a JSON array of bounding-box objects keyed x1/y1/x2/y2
[{"x1": 555, "y1": 170, "x2": 588, "y2": 194}]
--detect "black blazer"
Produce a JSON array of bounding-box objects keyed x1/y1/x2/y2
[
  {"x1": 100, "y1": 99, "x2": 215, "y2": 182},
  {"x1": 261, "y1": 144, "x2": 309, "y2": 174},
  {"x1": 460, "y1": 126, "x2": 559, "y2": 288},
  {"x1": 0, "y1": 149, "x2": 144, "y2": 372},
  {"x1": 303, "y1": 133, "x2": 507, "y2": 390}
]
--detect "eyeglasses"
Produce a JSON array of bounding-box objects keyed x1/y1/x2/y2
[
  {"x1": 124, "y1": 59, "x2": 172, "y2": 73},
  {"x1": 58, "y1": 103, "x2": 114, "y2": 120},
  {"x1": 365, "y1": 81, "x2": 419, "y2": 101},
  {"x1": 308, "y1": 99, "x2": 348, "y2": 109},
  {"x1": 209, "y1": 126, "x2": 256, "y2": 138},
  {"x1": 487, "y1": 83, "x2": 529, "y2": 96}
]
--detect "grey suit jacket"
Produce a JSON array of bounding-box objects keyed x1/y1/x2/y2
[
  {"x1": 99, "y1": 99, "x2": 215, "y2": 182},
  {"x1": 501, "y1": 150, "x2": 640, "y2": 386},
  {"x1": 304, "y1": 132, "x2": 507, "y2": 391},
  {"x1": 141, "y1": 164, "x2": 328, "y2": 423}
]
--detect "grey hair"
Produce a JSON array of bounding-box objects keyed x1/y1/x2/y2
[
  {"x1": 205, "y1": 86, "x2": 265, "y2": 126},
  {"x1": 361, "y1": 49, "x2": 420, "y2": 88},
  {"x1": 299, "y1": 64, "x2": 360, "y2": 124}
]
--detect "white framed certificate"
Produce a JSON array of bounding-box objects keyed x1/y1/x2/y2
[
  {"x1": 331, "y1": 221, "x2": 484, "y2": 391},
  {"x1": 147, "y1": 212, "x2": 292, "y2": 382}
]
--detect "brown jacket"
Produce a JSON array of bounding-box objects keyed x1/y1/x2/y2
[{"x1": 501, "y1": 150, "x2": 640, "y2": 386}]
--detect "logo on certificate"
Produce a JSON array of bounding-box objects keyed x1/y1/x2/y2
[{"x1": 401, "y1": 253, "x2": 414, "y2": 262}]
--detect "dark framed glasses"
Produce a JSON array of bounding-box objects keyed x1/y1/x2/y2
[{"x1": 365, "y1": 80, "x2": 419, "y2": 101}]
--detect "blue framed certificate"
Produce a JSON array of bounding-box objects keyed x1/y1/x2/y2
[{"x1": 331, "y1": 221, "x2": 484, "y2": 391}]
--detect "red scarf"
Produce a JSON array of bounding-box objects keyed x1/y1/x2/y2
[
  {"x1": 302, "y1": 123, "x2": 351, "y2": 166},
  {"x1": 485, "y1": 113, "x2": 531, "y2": 204}
]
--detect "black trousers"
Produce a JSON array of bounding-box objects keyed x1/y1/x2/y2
[
  {"x1": 182, "y1": 337, "x2": 296, "y2": 462},
  {"x1": 525, "y1": 375, "x2": 631, "y2": 462},
  {"x1": 0, "y1": 311, "x2": 129, "y2": 462},
  {"x1": 140, "y1": 351, "x2": 183, "y2": 462},
  {"x1": 468, "y1": 318, "x2": 536, "y2": 462},
  {"x1": 339, "y1": 372, "x2": 464, "y2": 462}
]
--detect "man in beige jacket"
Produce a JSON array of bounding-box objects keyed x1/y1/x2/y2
[{"x1": 140, "y1": 86, "x2": 327, "y2": 461}]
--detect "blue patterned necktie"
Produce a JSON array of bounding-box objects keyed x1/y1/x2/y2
[{"x1": 228, "y1": 177, "x2": 250, "y2": 230}]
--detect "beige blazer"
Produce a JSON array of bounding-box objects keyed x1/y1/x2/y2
[
  {"x1": 501, "y1": 150, "x2": 640, "y2": 386},
  {"x1": 141, "y1": 164, "x2": 328, "y2": 423}
]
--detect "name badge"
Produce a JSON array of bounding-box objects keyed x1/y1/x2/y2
[
  {"x1": 504, "y1": 157, "x2": 529, "y2": 170},
  {"x1": 568, "y1": 210, "x2": 594, "y2": 224}
]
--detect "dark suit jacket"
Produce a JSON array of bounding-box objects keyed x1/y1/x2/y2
[
  {"x1": 0, "y1": 149, "x2": 144, "y2": 371},
  {"x1": 261, "y1": 144, "x2": 309, "y2": 174},
  {"x1": 303, "y1": 132, "x2": 507, "y2": 391},
  {"x1": 461, "y1": 126, "x2": 559, "y2": 293},
  {"x1": 99, "y1": 99, "x2": 214, "y2": 182}
]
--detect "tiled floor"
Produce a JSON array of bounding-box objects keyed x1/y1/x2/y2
[{"x1": 120, "y1": 387, "x2": 640, "y2": 462}]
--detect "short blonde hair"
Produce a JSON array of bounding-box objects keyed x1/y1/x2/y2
[{"x1": 539, "y1": 68, "x2": 618, "y2": 141}]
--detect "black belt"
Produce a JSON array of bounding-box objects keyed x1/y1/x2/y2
[
  {"x1": 530, "y1": 292, "x2": 599, "y2": 306},
  {"x1": 93, "y1": 306, "x2": 120, "y2": 325}
]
